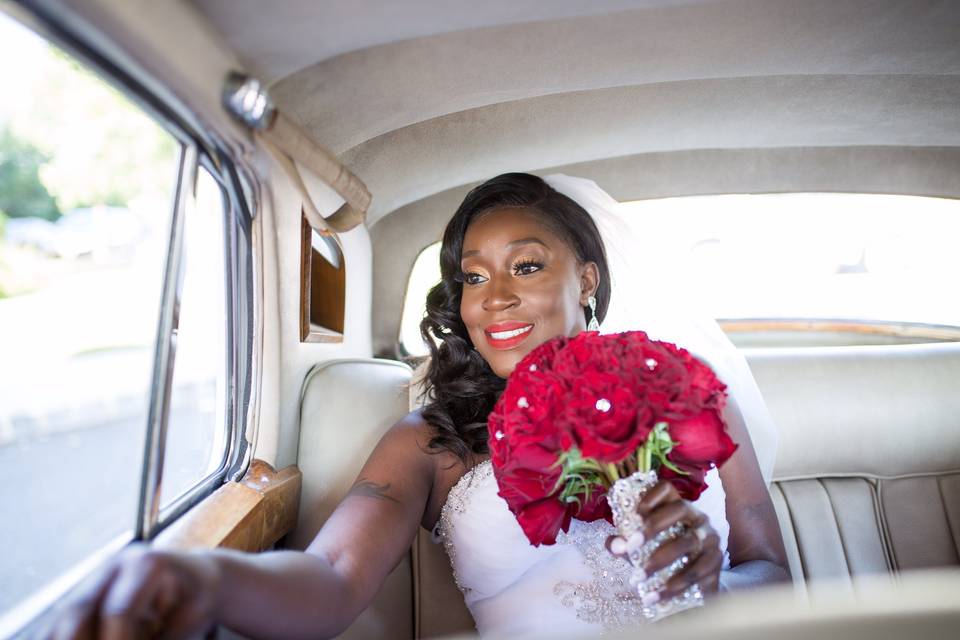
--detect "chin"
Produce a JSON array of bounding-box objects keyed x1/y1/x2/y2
[{"x1": 480, "y1": 351, "x2": 523, "y2": 379}]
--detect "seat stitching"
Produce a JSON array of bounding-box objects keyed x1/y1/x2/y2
[
  {"x1": 935, "y1": 476, "x2": 960, "y2": 563},
  {"x1": 868, "y1": 478, "x2": 895, "y2": 574},
  {"x1": 819, "y1": 478, "x2": 853, "y2": 578},
  {"x1": 777, "y1": 484, "x2": 809, "y2": 581},
  {"x1": 876, "y1": 481, "x2": 900, "y2": 576}
]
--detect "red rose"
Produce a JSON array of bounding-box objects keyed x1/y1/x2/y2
[
  {"x1": 575, "y1": 487, "x2": 612, "y2": 523},
  {"x1": 495, "y1": 441, "x2": 562, "y2": 508},
  {"x1": 667, "y1": 409, "x2": 738, "y2": 470},
  {"x1": 515, "y1": 497, "x2": 573, "y2": 546},
  {"x1": 658, "y1": 464, "x2": 709, "y2": 501},
  {"x1": 560, "y1": 372, "x2": 652, "y2": 462}
]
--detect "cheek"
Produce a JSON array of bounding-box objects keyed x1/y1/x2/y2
[
  {"x1": 459, "y1": 290, "x2": 484, "y2": 337},
  {"x1": 527, "y1": 275, "x2": 583, "y2": 333}
]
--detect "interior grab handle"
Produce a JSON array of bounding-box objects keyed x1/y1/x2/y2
[{"x1": 222, "y1": 71, "x2": 370, "y2": 235}]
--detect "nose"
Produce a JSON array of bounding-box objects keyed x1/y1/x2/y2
[{"x1": 483, "y1": 274, "x2": 520, "y2": 311}]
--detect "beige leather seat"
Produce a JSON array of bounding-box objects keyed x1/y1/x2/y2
[
  {"x1": 750, "y1": 343, "x2": 960, "y2": 597},
  {"x1": 290, "y1": 358, "x2": 416, "y2": 639},
  {"x1": 294, "y1": 344, "x2": 960, "y2": 638}
]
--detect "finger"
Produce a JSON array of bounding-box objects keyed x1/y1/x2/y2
[
  {"x1": 643, "y1": 528, "x2": 719, "y2": 576},
  {"x1": 605, "y1": 535, "x2": 628, "y2": 558},
  {"x1": 636, "y1": 481, "x2": 680, "y2": 517},
  {"x1": 47, "y1": 563, "x2": 122, "y2": 640},
  {"x1": 99, "y1": 554, "x2": 170, "y2": 640},
  {"x1": 156, "y1": 599, "x2": 211, "y2": 640},
  {"x1": 660, "y1": 546, "x2": 723, "y2": 601},
  {"x1": 642, "y1": 501, "x2": 707, "y2": 540},
  {"x1": 48, "y1": 608, "x2": 95, "y2": 640}
]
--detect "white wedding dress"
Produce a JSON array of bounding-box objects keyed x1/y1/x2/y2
[{"x1": 435, "y1": 460, "x2": 730, "y2": 638}]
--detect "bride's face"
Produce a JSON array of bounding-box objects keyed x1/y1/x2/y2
[{"x1": 459, "y1": 207, "x2": 598, "y2": 378}]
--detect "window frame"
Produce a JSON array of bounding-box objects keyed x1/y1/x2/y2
[{"x1": 0, "y1": 4, "x2": 257, "y2": 635}]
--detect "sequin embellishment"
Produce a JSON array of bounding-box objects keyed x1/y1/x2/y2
[
  {"x1": 554, "y1": 520, "x2": 648, "y2": 633},
  {"x1": 436, "y1": 459, "x2": 494, "y2": 595}
]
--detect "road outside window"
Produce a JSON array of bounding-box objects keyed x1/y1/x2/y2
[{"x1": 0, "y1": 13, "x2": 215, "y2": 618}]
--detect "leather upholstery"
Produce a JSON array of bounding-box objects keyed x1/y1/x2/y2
[
  {"x1": 294, "y1": 344, "x2": 960, "y2": 637},
  {"x1": 749, "y1": 344, "x2": 960, "y2": 597},
  {"x1": 291, "y1": 358, "x2": 414, "y2": 639},
  {"x1": 747, "y1": 343, "x2": 960, "y2": 479}
]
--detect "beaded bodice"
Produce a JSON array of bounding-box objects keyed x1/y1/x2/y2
[{"x1": 435, "y1": 460, "x2": 730, "y2": 638}]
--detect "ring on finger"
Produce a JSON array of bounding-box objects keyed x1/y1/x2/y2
[
  {"x1": 629, "y1": 522, "x2": 685, "y2": 565},
  {"x1": 691, "y1": 525, "x2": 709, "y2": 554},
  {"x1": 638, "y1": 553, "x2": 691, "y2": 595}
]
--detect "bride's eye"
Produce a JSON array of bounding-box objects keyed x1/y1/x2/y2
[
  {"x1": 513, "y1": 259, "x2": 544, "y2": 276},
  {"x1": 458, "y1": 270, "x2": 488, "y2": 285}
]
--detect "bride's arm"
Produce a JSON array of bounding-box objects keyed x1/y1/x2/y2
[
  {"x1": 717, "y1": 395, "x2": 791, "y2": 591},
  {"x1": 49, "y1": 412, "x2": 437, "y2": 640},
  {"x1": 217, "y1": 412, "x2": 438, "y2": 637}
]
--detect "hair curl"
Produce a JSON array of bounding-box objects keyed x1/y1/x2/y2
[{"x1": 419, "y1": 173, "x2": 611, "y2": 461}]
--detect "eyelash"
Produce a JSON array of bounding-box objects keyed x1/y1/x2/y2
[
  {"x1": 512, "y1": 258, "x2": 544, "y2": 276},
  {"x1": 458, "y1": 258, "x2": 544, "y2": 285}
]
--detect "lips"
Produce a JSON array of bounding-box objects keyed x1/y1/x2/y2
[{"x1": 484, "y1": 321, "x2": 534, "y2": 350}]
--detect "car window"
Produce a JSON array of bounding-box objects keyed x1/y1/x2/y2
[
  {"x1": 158, "y1": 167, "x2": 230, "y2": 510},
  {"x1": 399, "y1": 193, "x2": 960, "y2": 355},
  {"x1": 0, "y1": 13, "x2": 237, "y2": 621}
]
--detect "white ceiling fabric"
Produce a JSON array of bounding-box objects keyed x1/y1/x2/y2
[
  {"x1": 343, "y1": 74, "x2": 960, "y2": 224},
  {"x1": 191, "y1": 0, "x2": 720, "y2": 82}
]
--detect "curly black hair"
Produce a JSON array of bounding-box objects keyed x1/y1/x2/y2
[{"x1": 419, "y1": 173, "x2": 611, "y2": 461}]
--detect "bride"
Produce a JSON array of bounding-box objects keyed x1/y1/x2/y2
[{"x1": 50, "y1": 173, "x2": 789, "y2": 639}]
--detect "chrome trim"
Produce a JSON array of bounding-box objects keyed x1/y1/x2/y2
[
  {"x1": 222, "y1": 71, "x2": 276, "y2": 130},
  {"x1": 148, "y1": 152, "x2": 258, "y2": 533},
  {"x1": 136, "y1": 143, "x2": 197, "y2": 540},
  {"x1": 223, "y1": 158, "x2": 260, "y2": 481}
]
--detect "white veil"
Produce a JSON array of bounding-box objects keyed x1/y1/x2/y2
[{"x1": 544, "y1": 174, "x2": 779, "y2": 484}]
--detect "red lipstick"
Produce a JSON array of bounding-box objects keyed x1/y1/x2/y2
[{"x1": 484, "y1": 321, "x2": 534, "y2": 350}]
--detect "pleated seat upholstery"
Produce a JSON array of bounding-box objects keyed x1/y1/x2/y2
[{"x1": 749, "y1": 343, "x2": 960, "y2": 597}]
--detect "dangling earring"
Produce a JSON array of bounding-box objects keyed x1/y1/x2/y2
[{"x1": 586, "y1": 295, "x2": 600, "y2": 331}]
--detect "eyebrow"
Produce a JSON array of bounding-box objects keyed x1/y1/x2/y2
[{"x1": 461, "y1": 237, "x2": 549, "y2": 259}]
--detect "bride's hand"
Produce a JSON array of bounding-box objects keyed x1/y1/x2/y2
[
  {"x1": 606, "y1": 479, "x2": 722, "y2": 603},
  {"x1": 45, "y1": 544, "x2": 220, "y2": 639}
]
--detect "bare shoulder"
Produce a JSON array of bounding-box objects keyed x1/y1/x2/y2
[
  {"x1": 381, "y1": 409, "x2": 472, "y2": 530},
  {"x1": 352, "y1": 410, "x2": 460, "y2": 502},
  {"x1": 355, "y1": 409, "x2": 436, "y2": 483},
  {"x1": 375, "y1": 409, "x2": 449, "y2": 466}
]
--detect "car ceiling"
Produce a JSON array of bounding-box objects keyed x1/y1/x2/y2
[
  {"x1": 189, "y1": 0, "x2": 960, "y2": 355},
  {"x1": 192, "y1": 0, "x2": 959, "y2": 217}
]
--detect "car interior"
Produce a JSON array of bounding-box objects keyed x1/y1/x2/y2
[{"x1": 2, "y1": 1, "x2": 958, "y2": 638}]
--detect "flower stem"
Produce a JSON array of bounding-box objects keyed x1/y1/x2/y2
[{"x1": 606, "y1": 463, "x2": 620, "y2": 483}]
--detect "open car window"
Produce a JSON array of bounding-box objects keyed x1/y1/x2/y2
[
  {"x1": 400, "y1": 192, "x2": 960, "y2": 356},
  {"x1": 0, "y1": 12, "x2": 245, "y2": 628}
]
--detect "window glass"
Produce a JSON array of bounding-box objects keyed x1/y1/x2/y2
[
  {"x1": 159, "y1": 168, "x2": 228, "y2": 509},
  {"x1": 399, "y1": 242, "x2": 440, "y2": 355},
  {"x1": 616, "y1": 193, "x2": 960, "y2": 330},
  {"x1": 0, "y1": 14, "x2": 177, "y2": 614},
  {"x1": 399, "y1": 193, "x2": 960, "y2": 355}
]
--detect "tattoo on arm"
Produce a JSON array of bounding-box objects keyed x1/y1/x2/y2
[{"x1": 348, "y1": 479, "x2": 400, "y2": 504}]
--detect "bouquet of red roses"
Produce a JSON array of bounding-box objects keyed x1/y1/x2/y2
[{"x1": 488, "y1": 330, "x2": 737, "y2": 547}]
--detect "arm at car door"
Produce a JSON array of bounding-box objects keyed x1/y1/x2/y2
[
  {"x1": 49, "y1": 413, "x2": 435, "y2": 640},
  {"x1": 211, "y1": 413, "x2": 435, "y2": 638}
]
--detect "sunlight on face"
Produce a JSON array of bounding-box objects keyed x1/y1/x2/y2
[{"x1": 458, "y1": 207, "x2": 596, "y2": 378}]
